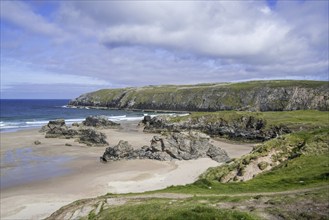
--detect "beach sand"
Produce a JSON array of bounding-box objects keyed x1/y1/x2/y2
[{"x1": 0, "y1": 122, "x2": 253, "y2": 220}]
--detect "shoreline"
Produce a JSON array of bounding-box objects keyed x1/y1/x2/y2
[
  {"x1": 66, "y1": 104, "x2": 191, "y2": 114},
  {"x1": 0, "y1": 122, "x2": 253, "y2": 219}
]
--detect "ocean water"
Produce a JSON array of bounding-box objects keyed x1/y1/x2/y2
[{"x1": 0, "y1": 99, "x2": 169, "y2": 132}]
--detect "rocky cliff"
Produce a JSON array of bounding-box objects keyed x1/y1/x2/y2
[{"x1": 69, "y1": 80, "x2": 329, "y2": 111}]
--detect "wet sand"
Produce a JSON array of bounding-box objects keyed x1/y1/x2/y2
[{"x1": 0, "y1": 122, "x2": 253, "y2": 219}]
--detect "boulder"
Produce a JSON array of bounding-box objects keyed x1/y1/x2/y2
[
  {"x1": 34, "y1": 140, "x2": 41, "y2": 145},
  {"x1": 82, "y1": 115, "x2": 120, "y2": 128},
  {"x1": 40, "y1": 119, "x2": 66, "y2": 133},
  {"x1": 41, "y1": 119, "x2": 79, "y2": 139},
  {"x1": 72, "y1": 122, "x2": 80, "y2": 127},
  {"x1": 140, "y1": 115, "x2": 152, "y2": 126},
  {"x1": 102, "y1": 140, "x2": 134, "y2": 161},
  {"x1": 78, "y1": 128, "x2": 108, "y2": 146},
  {"x1": 207, "y1": 145, "x2": 230, "y2": 162}
]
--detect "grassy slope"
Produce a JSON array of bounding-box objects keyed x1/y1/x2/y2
[
  {"x1": 89, "y1": 150, "x2": 328, "y2": 220},
  {"x1": 94, "y1": 200, "x2": 257, "y2": 220}
]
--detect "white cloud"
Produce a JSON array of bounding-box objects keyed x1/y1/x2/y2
[
  {"x1": 0, "y1": 1, "x2": 328, "y2": 98},
  {"x1": 0, "y1": 1, "x2": 68, "y2": 42}
]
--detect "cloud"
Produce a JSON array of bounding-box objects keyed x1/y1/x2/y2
[
  {"x1": 0, "y1": 59, "x2": 110, "y2": 89},
  {"x1": 60, "y1": 1, "x2": 328, "y2": 67},
  {"x1": 0, "y1": 1, "x2": 68, "y2": 42},
  {"x1": 0, "y1": 0, "x2": 328, "y2": 98}
]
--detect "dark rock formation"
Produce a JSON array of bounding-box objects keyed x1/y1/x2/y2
[
  {"x1": 40, "y1": 118, "x2": 109, "y2": 146},
  {"x1": 72, "y1": 122, "x2": 80, "y2": 127},
  {"x1": 143, "y1": 115, "x2": 290, "y2": 141},
  {"x1": 82, "y1": 115, "x2": 120, "y2": 128},
  {"x1": 68, "y1": 80, "x2": 329, "y2": 111},
  {"x1": 78, "y1": 128, "x2": 108, "y2": 146},
  {"x1": 101, "y1": 131, "x2": 230, "y2": 163},
  {"x1": 102, "y1": 140, "x2": 137, "y2": 161},
  {"x1": 141, "y1": 115, "x2": 152, "y2": 126},
  {"x1": 41, "y1": 119, "x2": 79, "y2": 139}
]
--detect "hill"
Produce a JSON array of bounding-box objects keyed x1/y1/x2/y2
[{"x1": 69, "y1": 80, "x2": 329, "y2": 111}]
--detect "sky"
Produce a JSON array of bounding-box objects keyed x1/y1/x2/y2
[{"x1": 1, "y1": 0, "x2": 328, "y2": 99}]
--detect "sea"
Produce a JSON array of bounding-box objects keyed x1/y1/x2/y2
[
  {"x1": 0, "y1": 99, "x2": 176, "y2": 132},
  {"x1": 0, "y1": 99, "x2": 180, "y2": 189}
]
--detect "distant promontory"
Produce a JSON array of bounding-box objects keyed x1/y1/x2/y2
[{"x1": 69, "y1": 80, "x2": 329, "y2": 111}]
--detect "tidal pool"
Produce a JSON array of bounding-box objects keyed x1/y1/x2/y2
[{"x1": 0, "y1": 147, "x2": 73, "y2": 189}]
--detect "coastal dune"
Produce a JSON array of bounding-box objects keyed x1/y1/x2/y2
[{"x1": 0, "y1": 122, "x2": 253, "y2": 219}]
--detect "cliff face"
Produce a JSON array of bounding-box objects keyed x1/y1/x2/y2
[{"x1": 69, "y1": 80, "x2": 329, "y2": 111}]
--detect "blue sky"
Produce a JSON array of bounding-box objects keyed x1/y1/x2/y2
[{"x1": 1, "y1": 0, "x2": 328, "y2": 99}]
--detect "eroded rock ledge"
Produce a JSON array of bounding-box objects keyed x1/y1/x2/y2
[
  {"x1": 142, "y1": 115, "x2": 291, "y2": 141},
  {"x1": 101, "y1": 131, "x2": 230, "y2": 163}
]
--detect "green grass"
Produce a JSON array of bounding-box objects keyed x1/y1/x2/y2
[
  {"x1": 265, "y1": 187, "x2": 329, "y2": 219},
  {"x1": 169, "y1": 110, "x2": 329, "y2": 132},
  {"x1": 158, "y1": 127, "x2": 329, "y2": 194},
  {"x1": 223, "y1": 80, "x2": 327, "y2": 90},
  {"x1": 94, "y1": 199, "x2": 258, "y2": 220},
  {"x1": 154, "y1": 153, "x2": 329, "y2": 195}
]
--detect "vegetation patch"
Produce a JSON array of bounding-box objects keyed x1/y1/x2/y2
[{"x1": 94, "y1": 199, "x2": 258, "y2": 220}]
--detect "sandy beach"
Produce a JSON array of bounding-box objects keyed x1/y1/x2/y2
[{"x1": 0, "y1": 121, "x2": 253, "y2": 220}]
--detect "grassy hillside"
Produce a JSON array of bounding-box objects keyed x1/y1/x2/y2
[{"x1": 69, "y1": 80, "x2": 329, "y2": 111}]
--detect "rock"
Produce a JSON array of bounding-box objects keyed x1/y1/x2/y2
[
  {"x1": 160, "y1": 131, "x2": 229, "y2": 162},
  {"x1": 72, "y1": 122, "x2": 80, "y2": 127},
  {"x1": 258, "y1": 161, "x2": 269, "y2": 170},
  {"x1": 34, "y1": 140, "x2": 41, "y2": 145},
  {"x1": 103, "y1": 140, "x2": 135, "y2": 161},
  {"x1": 207, "y1": 145, "x2": 230, "y2": 163},
  {"x1": 78, "y1": 128, "x2": 108, "y2": 146},
  {"x1": 42, "y1": 119, "x2": 79, "y2": 139},
  {"x1": 65, "y1": 143, "x2": 72, "y2": 146},
  {"x1": 143, "y1": 115, "x2": 291, "y2": 141},
  {"x1": 150, "y1": 136, "x2": 163, "y2": 152},
  {"x1": 140, "y1": 115, "x2": 152, "y2": 126},
  {"x1": 100, "y1": 156, "x2": 107, "y2": 163},
  {"x1": 82, "y1": 115, "x2": 120, "y2": 128},
  {"x1": 101, "y1": 131, "x2": 230, "y2": 163},
  {"x1": 40, "y1": 119, "x2": 65, "y2": 133}
]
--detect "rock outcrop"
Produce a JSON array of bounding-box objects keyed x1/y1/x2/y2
[
  {"x1": 40, "y1": 119, "x2": 79, "y2": 139},
  {"x1": 40, "y1": 119, "x2": 108, "y2": 146},
  {"x1": 142, "y1": 115, "x2": 290, "y2": 141},
  {"x1": 78, "y1": 128, "x2": 109, "y2": 146},
  {"x1": 68, "y1": 80, "x2": 329, "y2": 111},
  {"x1": 82, "y1": 115, "x2": 120, "y2": 128},
  {"x1": 101, "y1": 131, "x2": 230, "y2": 163}
]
